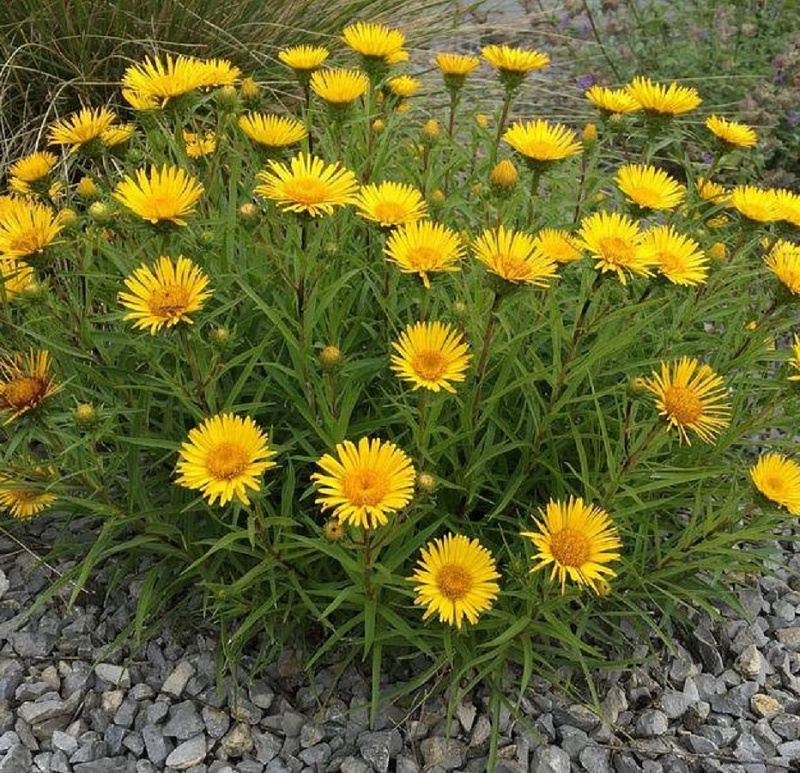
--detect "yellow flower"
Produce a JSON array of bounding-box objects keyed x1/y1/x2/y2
[
  {"x1": 750, "y1": 454, "x2": 800, "y2": 514},
  {"x1": 384, "y1": 220, "x2": 464, "y2": 287},
  {"x1": 278, "y1": 45, "x2": 330, "y2": 71},
  {"x1": 521, "y1": 497, "x2": 621, "y2": 594},
  {"x1": 503, "y1": 120, "x2": 582, "y2": 164},
  {"x1": 8, "y1": 152, "x2": 58, "y2": 183},
  {"x1": 789, "y1": 335, "x2": 800, "y2": 382},
  {"x1": 385, "y1": 49, "x2": 410, "y2": 66},
  {"x1": 199, "y1": 58, "x2": 240, "y2": 88},
  {"x1": 585, "y1": 85, "x2": 641, "y2": 114},
  {"x1": 625, "y1": 76, "x2": 701, "y2": 115},
  {"x1": 0, "y1": 260, "x2": 34, "y2": 299},
  {"x1": 0, "y1": 350, "x2": 60, "y2": 425},
  {"x1": 489, "y1": 159, "x2": 519, "y2": 189},
  {"x1": 472, "y1": 226, "x2": 559, "y2": 286},
  {"x1": 390, "y1": 321, "x2": 471, "y2": 393},
  {"x1": 615, "y1": 164, "x2": 686, "y2": 210},
  {"x1": 764, "y1": 239, "x2": 800, "y2": 294},
  {"x1": 708, "y1": 241, "x2": 727, "y2": 261},
  {"x1": 640, "y1": 225, "x2": 709, "y2": 286},
  {"x1": 774, "y1": 188, "x2": 800, "y2": 228},
  {"x1": 641, "y1": 357, "x2": 731, "y2": 444},
  {"x1": 122, "y1": 89, "x2": 160, "y2": 111},
  {"x1": 696, "y1": 177, "x2": 729, "y2": 205},
  {"x1": 387, "y1": 75, "x2": 421, "y2": 98},
  {"x1": 532, "y1": 228, "x2": 583, "y2": 264},
  {"x1": 482, "y1": 44, "x2": 549, "y2": 74},
  {"x1": 730, "y1": 185, "x2": 779, "y2": 223},
  {"x1": 577, "y1": 211, "x2": 652, "y2": 284},
  {"x1": 76, "y1": 177, "x2": 99, "y2": 199},
  {"x1": 176, "y1": 414, "x2": 277, "y2": 507},
  {"x1": 582, "y1": 123, "x2": 598, "y2": 143},
  {"x1": 238, "y1": 114, "x2": 307, "y2": 148},
  {"x1": 354, "y1": 181, "x2": 427, "y2": 228},
  {"x1": 183, "y1": 130, "x2": 217, "y2": 158},
  {"x1": 312, "y1": 437, "x2": 416, "y2": 529},
  {"x1": 342, "y1": 21, "x2": 406, "y2": 61},
  {"x1": 422, "y1": 119, "x2": 441, "y2": 140},
  {"x1": 0, "y1": 197, "x2": 65, "y2": 259},
  {"x1": 410, "y1": 533, "x2": 500, "y2": 630},
  {"x1": 47, "y1": 107, "x2": 118, "y2": 150},
  {"x1": 101, "y1": 124, "x2": 136, "y2": 148},
  {"x1": 113, "y1": 165, "x2": 204, "y2": 226},
  {"x1": 705, "y1": 115, "x2": 758, "y2": 148},
  {"x1": 240, "y1": 77, "x2": 260, "y2": 100},
  {"x1": 0, "y1": 470, "x2": 57, "y2": 519},
  {"x1": 435, "y1": 52, "x2": 481, "y2": 77},
  {"x1": 310, "y1": 68, "x2": 370, "y2": 107},
  {"x1": 254, "y1": 153, "x2": 359, "y2": 218},
  {"x1": 319, "y1": 345, "x2": 343, "y2": 369},
  {"x1": 119, "y1": 255, "x2": 212, "y2": 334}
]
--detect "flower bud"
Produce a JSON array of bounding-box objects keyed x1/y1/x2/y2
[
  {"x1": 452, "y1": 300, "x2": 467, "y2": 317},
  {"x1": 430, "y1": 189, "x2": 445, "y2": 204},
  {"x1": 216, "y1": 84, "x2": 239, "y2": 111},
  {"x1": 126, "y1": 147, "x2": 145, "y2": 165},
  {"x1": 582, "y1": 122, "x2": 598, "y2": 144},
  {"x1": 240, "y1": 77, "x2": 260, "y2": 101},
  {"x1": 628, "y1": 376, "x2": 649, "y2": 395},
  {"x1": 88, "y1": 201, "x2": 114, "y2": 223},
  {"x1": 238, "y1": 202, "x2": 260, "y2": 222},
  {"x1": 199, "y1": 229, "x2": 216, "y2": 245},
  {"x1": 76, "y1": 177, "x2": 100, "y2": 199},
  {"x1": 422, "y1": 119, "x2": 440, "y2": 140},
  {"x1": 319, "y1": 345, "x2": 343, "y2": 369},
  {"x1": 475, "y1": 113, "x2": 490, "y2": 129},
  {"x1": 708, "y1": 242, "x2": 727, "y2": 261},
  {"x1": 75, "y1": 402, "x2": 98, "y2": 429},
  {"x1": 490, "y1": 159, "x2": 519, "y2": 190},
  {"x1": 417, "y1": 472, "x2": 436, "y2": 492},
  {"x1": 372, "y1": 118, "x2": 385, "y2": 133},
  {"x1": 58, "y1": 208, "x2": 79, "y2": 228},
  {"x1": 210, "y1": 326, "x2": 232, "y2": 349},
  {"x1": 323, "y1": 519, "x2": 345, "y2": 542}
]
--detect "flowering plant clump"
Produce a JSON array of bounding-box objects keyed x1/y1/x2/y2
[{"x1": 2, "y1": 28, "x2": 799, "y2": 738}]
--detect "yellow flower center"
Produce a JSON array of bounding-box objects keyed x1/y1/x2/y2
[
  {"x1": 408, "y1": 246, "x2": 441, "y2": 270},
  {"x1": 411, "y1": 351, "x2": 447, "y2": 382},
  {"x1": 599, "y1": 236, "x2": 635, "y2": 263},
  {"x1": 342, "y1": 468, "x2": 389, "y2": 507},
  {"x1": 206, "y1": 442, "x2": 250, "y2": 480},
  {"x1": 436, "y1": 564, "x2": 472, "y2": 600},
  {"x1": 11, "y1": 490, "x2": 38, "y2": 504},
  {"x1": 549, "y1": 528, "x2": 591, "y2": 567},
  {"x1": 285, "y1": 178, "x2": 329, "y2": 205},
  {"x1": 657, "y1": 250, "x2": 683, "y2": 274},
  {"x1": 149, "y1": 284, "x2": 191, "y2": 318},
  {"x1": 631, "y1": 186, "x2": 661, "y2": 207},
  {"x1": 763, "y1": 475, "x2": 786, "y2": 498},
  {"x1": 373, "y1": 202, "x2": 410, "y2": 225},
  {"x1": 147, "y1": 195, "x2": 181, "y2": 219},
  {"x1": 8, "y1": 232, "x2": 43, "y2": 255},
  {"x1": 2, "y1": 376, "x2": 46, "y2": 408},
  {"x1": 663, "y1": 385, "x2": 703, "y2": 425}
]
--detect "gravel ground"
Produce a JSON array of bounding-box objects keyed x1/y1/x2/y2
[{"x1": 2, "y1": 515, "x2": 800, "y2": 773}]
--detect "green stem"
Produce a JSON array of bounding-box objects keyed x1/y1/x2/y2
[
  {"x1": 178, "y1": 327, "x2": 209, "y2": 412},
  {"x1": 492, "y1": 89, "x2": 514, "y2": 165},
  {"x1": 470, "y1": 290, "x2": 502, "y2": 425},
  {"x1": 526, "y1": 168, "x2": 542, "y2": 227}
]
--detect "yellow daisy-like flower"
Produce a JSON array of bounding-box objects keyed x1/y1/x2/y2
[
  {"x1": 532, "y1": 228, "x2": 583, "y2": 264},
  {"x1": 354, "y1": 181, "x2": 427, "y2": 228},
  {"x1": 788, "y1": 335, "x2": 800, "y2": 381},
  {"x1": 384, "y1": 220, "x2": 464, "y2": 287},
  {"x1": 176, "y1": 413, "x2": 277, "y2": 507},
  {"x1": 410, "y1": 533, "x2": 500, "y2": 630},
  {"x1": 615, "y1": 164, "x2": 686, "y2": 210},
  {"x1": 8, "y1": 152, "x2": 58, "y2": 183},
  {"x1": 310, "y1": 68, "x2": 370, "y2": 107},
  {"x1": 255, "y1": 153, "x2": 359, "y2": 218},
  {"x1": 342, "y1": 21, "x2": 406, "y2": 61},
  {"x1": 473, "y1": 226, "x2": 559, "y2": 286},
  {"x1": 119, "y1": 255, "x2": 212, "y2": 334},
  {"x1": 750, "y1": 454, "x2": 800, "y2": 514},
  {"x1": 503, "y1": 120, "x2": 582, "y2": 164},
  {"x1": 238, "y1": 114, "x2": 307, "y2": 148},
  {"x1": 0, "y1": 260, "x2": 34, "y2": 299},
  {"x1": 641, "y1": 357, "x2": 731, "y2": 444},
  {"x1": 640, "y1": 225, "x2": 709, "y2": 286},
  {"x1": 774, "y1": 188, "x2": 800, "y2": 229},
  {"x1": 625, "y1": 76, "x2": 701, "y2": 115},
  {"x1": 481, "y1": 44, "x2": 549, "y2": 74},
  {"x1": 0, "y1": 197, "x2": 65, "y2": 259},
  {"x1": 577, "y1": 211, "x2": 652, "y2": 284},
  {"x1": 390, "y1": 321, "x2": 471, "y2": 393},
  {"x1": 47, "y1": 107, "x2": 118, "y2": 150},
  {"x1": 434, "y1": 52, "x2": 481, "y2": 77},
  {"x1": 387, "y1": 75, "x2": 421, "y2": 98},
  {"x1": 112, "y1": 165, "x2": 204, "y2": 226},
  {"x1": 101, "y1": 124, "x2": 136, "y2": 148},
  {"x1": 730, "y1": 185, "x2": 779, "y2": 223},
  {"x1": 278, "y1": 45, "x2": 330, "y2": 71},
  {"x1": 764, "y1": 239, "x2": 800, "y2": 295},
  {"x1": 521, "y1": 497, "x2": 621, "y2": 594},
  {"x1": 0, "y1": 350, "x2": 61, "y2": 425},
  {"x1": 183, "y1": 130, "x2": 217, "y2": 158},
  {"x1": 199, "y1": 58, "x2": 241, "y2": 88},
  {"x1": 0, "y1": 471, "x2": 58, "y2": 519},
  {"x1": 312, "y1": 437, "x2": 416, "y2": 529},
  {"x1": 696, "y1": 177, "x2": 729, "y2": 205},
  {"x1": 585, "y1": 85, "x2": 641, "y2": 114},
  {"x1": 705, "y1": 115, "x2": 757, "y2": 149}
]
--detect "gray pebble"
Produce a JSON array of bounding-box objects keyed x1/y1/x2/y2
[
  {"x1": 531, "y1": 745, "x2": 570, "y2": 773},
  {"x1": 142, "y1": 724, "x2": 172, "y2": 765},
  {"x1": 772, "y1": 712, "x2": 800, "y2": 740},
  {"x1": 202, "y1": 706, "x2": 230, "y2": 740},
  {"x1": 419, "y1": 737, "x2": 465, "y2": 770},
  {"x1": 10, "y1": 632, "x2": 56, "y2": 659},
  {"x1": 635, "y1": 710, "x2": 669, "y2": 738},
  {"x1": 165, "y1": 734, "x2": 207, "y2": 769},
  {"x1": 298, "y1": 742, "x2": 331, "y2": 766},
  {"x1": 220, "y1": 722, "x2": 253, "y2": 757},
  {"x1": 73, "y1": 758, "x2": 135, "y2": 773},
  {"x1": 161, "y1": 662, "x2": 196, "y2": 698},
  {"x1": 95, "y1": 664, "x2": 130, "y2": 688},
  {"x1": 0, "y1": 743, "x2": 32, "y2": 773},
  {"x1": 164, "y1": 701, "x2": 204, "y2": 740}
]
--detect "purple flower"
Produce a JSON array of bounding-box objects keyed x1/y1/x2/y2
[
  {"x1": 702, "y1": 151, "x2": 714, "y2": 165},
  {"x1": 787, "y1": 109, "x2": 799, "y2": 128},
  {"x1": 576, "y1": 74, "x2": 596, "y2": 90}
]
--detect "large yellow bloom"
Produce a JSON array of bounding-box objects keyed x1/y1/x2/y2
[
  {"x1": 705, "y1": 115, "x2": 757, "y2": 149},
  {"x1": 576, "y1": 211, "x2": 652, "y2": 284},
  {"x1": 342, "y1": 22, "x2": 406, "y2": 60},
  {"x1": 615, "y1": 164, "x2": 686, "y2": 210},
  {"x1": 238, "y1": 114, "x2": 307, "y2": 148},
  {"x1": 0, "y1": 470, "x2": 58, "y2": 519},
  {"x1": 625, "y1": 76, "x2": 701, "y2": 115},
  {"x1": 774, "y1": 188, "x2": 800, "y2": 228},
  {"x1": 310, "y1": 68, "x2": 370, "y2": 107},
  {"x1": 254, "y1": 154, "x2": 359, "y2": 217},
  {"x1": 0, "y1": 197, "x2": 65, "y2": 259},
  {"x1": 730, "y1": 185, "x2": 779, "y2": 223},
  {"x1": 532, "y1": 228, "x2": 583, "y2": 264},
  {"x1": 641, "y1": 357, "x2": 731, "y2": 444},
  {"x1": 354, "y1": 181, "x2": 427, "y2": 228},
  {"x1": 410, "y1": 533, "x2": 500, "y2": 630},
  {"x1": 764, "y1": 239, "x2": 800, "y2": 295},
  {"x1": 47, "y1": 107, "x2": 118, "y2": 150},
  {"x1": 384, "y1": 220, "x2": 464, "y2": 287},
  {"x1": 503, "y1": 120, "x2": 582, "y2": 164},
  {"x1": 8, "y1": 152, "x2": 58, "y2": 183},
  {"x1": 473, "y1": 226, "x2": 558, "y2": 286},
  {"x1": 390, "y1": 321, "x2": 471, "y2": 393},
  {"x1": 113, "y1": 165, "x2": 204, "y2": 226},
  {"x1": 585, "y1": 85, "x2": 641, "y2": 114},
  {"x1": 0, "y1": 350, "x2": 60, "y2": 425},
  {"x1": 119, "y1": 255, "x2": 212, "y2": 334},
  {"x1": 312, "y1": 437, "x2": 416, "y2": 529},
  {"x1": 639, "y1": 225, "x2": 708, "y2": 286},
  {"x1": 176, "y1": 414, "x2": 276, "y2": 506},
  {"x1": 481, "y1": 44, "x2": 549, "y2": 74},
  {"x1": 750, "y1": 454, "x2": 800, "y2": 515},
  {"x1": 435, "y1": 52, "x2": 481, "y2": 77},
  {"x1": 0, "y1": 260, "x2": 34, "y2": 299},
  {"x1": 521, "y1": 497, "x2": 621, "y2": 594},
  {"x1": 278, "y1": 45, "x2": 330, "y2": 71}
]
